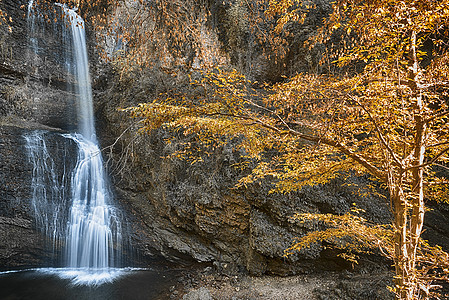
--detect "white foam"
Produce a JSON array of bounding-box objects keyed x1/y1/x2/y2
[
  {"x1": 0, "y1": 269, "x2": 25, "y2": 275},
  {"x1": 42, "y1": 267, "x2": 148, "y2": 286},
  {"x1": 53, "y1": 268, "x2": 124, "y2": 286},
  {"x1": 0, "y1": 268, "x2": 147, "y2": 286}
]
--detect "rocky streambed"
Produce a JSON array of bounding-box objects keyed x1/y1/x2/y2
[{"x1": 177, "y1": 267, "x2": 394, "y2": 300}]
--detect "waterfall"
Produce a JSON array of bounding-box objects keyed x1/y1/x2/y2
[
  {"x1": 60, "y1": 6, "x2": 96, "y2": 141},
  {"x1": 25, "y1": 1, "x2": 124, "y2": 277},
  {"x1": 59, "y1": 4, "x2": 122, "y2": 271},
  {"x1": 25, "y1": 131, "x2": 72, "y2": 253},
  {"x1": 64, "y1": 134, "x2": 121, "y2": 269},
  {"x1": 27, "y1": 0, "x2": 39, "y2": 53}
]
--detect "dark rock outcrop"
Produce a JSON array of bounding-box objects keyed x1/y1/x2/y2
[
  {"x1": 0, "y1": 123, "x2": 77, "y2": 268},
  {"x1": 0, "y1": 0, "x2": 78, "y2": 268},
  {"x1": 0, "y1": 125, "x2": 39, "y2": 269},
  {"x1": 96, "y1": 97, "x2": 391, "y2": 275},
  {"x1": 0, "y1": 0, "x2": 77, "y2": 131}
]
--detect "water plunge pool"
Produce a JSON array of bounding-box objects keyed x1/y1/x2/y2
[{"x1": 0, "y1": 267, "x2": 184, "y2": 299}]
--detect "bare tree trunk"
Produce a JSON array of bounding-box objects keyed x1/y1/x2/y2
[
  {"x1": 408, "y1": 79, "x2": 426, "y2": 300},
  {"x1": 391, "y1": 179, "x2": 415, "y2": 299},
  {"x1": 393, "y1": 135, "x2": 426, "y2": 300},
  {"x1": 391, "y1": 29, "x2": 427, "y2": 300}
]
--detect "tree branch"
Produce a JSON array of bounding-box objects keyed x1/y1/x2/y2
[
  {"x1": 425, "y1": 110, "x2": 449, "y2": 124},
  {"x1": 417, "y1": 82, "x2": 449, "y2": 90},
  {"x1": 427, "y1": 141, "x2": 449, "y2": 148},
  {"x1": 347, "y1": 94, "x2": 403, "y2": 168},
  {"x1": 406, "y1": 146, "x2": 449, "y2": 171},
  {"x1": 205, "y1": 110, "x2": 387, "y2": 181}
]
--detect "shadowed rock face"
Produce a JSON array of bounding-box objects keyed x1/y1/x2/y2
[
  {"x1": 0, "y1": 0, "x2": 79, "y2": 268},
  {"x1": 95, "y1": 117, "x2": 393, "y2": 275},
  {"x1": 0, "y1": 0, "x2": 77, "y2": 131},
  {"x1": 0, "y1": 125, "x2": 77, "y2": 268},
  {"x1": 0, "y1": 125, "x2": 39, "y2": 269}
]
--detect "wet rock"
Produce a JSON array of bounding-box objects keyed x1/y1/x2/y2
[
  {"x1": 0, "y1": 0, "x2": 81, "y2": 267},
  {"x1": 0, "y1": 123, "x2": 77, "y2": 268},
  {"x1": 0, "y1": 216, "x2": 44, "y2": 268},
  {"x1": 0, "y1": 0, "x2": 79, "y2": 131}
]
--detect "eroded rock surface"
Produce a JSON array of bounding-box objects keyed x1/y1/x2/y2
[
  {"x1": 0, "y1": 0, "x2": 78, "y2": 268},
  {"x1": 90, "y1": 0, "x2": 390, "y2": 277}
]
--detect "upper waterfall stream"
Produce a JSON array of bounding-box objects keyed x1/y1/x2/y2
[{"x1": 58, "y1": 4, "x2": 95, "y2": 141}]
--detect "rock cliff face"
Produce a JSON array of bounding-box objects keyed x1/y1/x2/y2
[
  {"x1": 0, "y1": 0, "x2": 77, "y2": 130},
  {"x1": 93, "y1": 0, "x2": 392, "y2": 276},
  {"x1": 96, "y1": 114, "x2": 392, "y2": 275},
  {"x1": 0, "y1": 124, "x2": 77, "y2": 268},
  {"x1": 0, "y1": 124, "x2": 43, "y2": 268},
  {"x1": 0, "y1": 0, "x2": 78, "y2": 268},
  {"x1": 0, "y1": 0, "x2": 446, "y2": 283}
]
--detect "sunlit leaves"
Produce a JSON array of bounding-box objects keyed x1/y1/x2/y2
[
  {"x1": 113, "y1": 1, "x2": 449, "y2": 297},
  {"x1": 123, "y1": 1, "x2": 449, "y2": 298},
  {"x1": 284, "y1": 209, "x2": 393, "y2": 259},
  {"x1": 261, "y1": 1, "x2": 449, "y2": 298},
  {"x1": 285, "y1": 209, "x2": 449, "y2": 299}
]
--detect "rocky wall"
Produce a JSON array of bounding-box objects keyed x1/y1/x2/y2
[
  {"x1": 0, "y1": 0, "x2": 78, "y2": 268},
  {"x1": 96, "y1": 83, "x2": 392, "y2": 276},
  {"x1": 94, "y1": 0, "x2": 449, "y2": 277},
  {"x1": 90, "y1": 0, "x2": 392, "y2": 276}
]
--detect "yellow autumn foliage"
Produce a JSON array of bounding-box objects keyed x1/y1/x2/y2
[
  {"x1": 125, "y1": 1, "x2": 449, "y2": 299},
  {"x1": 32, "y1": 0, "x2": 449, "y2": 298}
]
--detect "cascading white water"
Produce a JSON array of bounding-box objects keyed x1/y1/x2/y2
[
  {"x1": 64, "y1": 134, "x2": 121, "y2": 269},
  {"x1": 58, "y1": 5, "x2": 121, "y2": 271},
  {"x1": 26, "y1": 1, "x2": 123, "y2": 277},
  {"x1": 25, "y1": 131, "x2": 71, "y2": 249}
]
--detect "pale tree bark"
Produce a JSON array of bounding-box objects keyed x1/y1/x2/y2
[
  {"x1": 389, "y1": 171, "x2": 412, "y2": 299},
  {"x1": 391, "y1": 29, "x2": 427, "y2": 300},
  {"x1": 390, "y1": 168, "x2": 424, "y2": 300}
]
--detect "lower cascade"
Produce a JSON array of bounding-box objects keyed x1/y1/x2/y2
[
  {"x1": 25, "y1": 132, "x2": 125, "y2": 284},
  {"x1": 65, "y1": 134, "x2": 121, "y2": 270}
]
